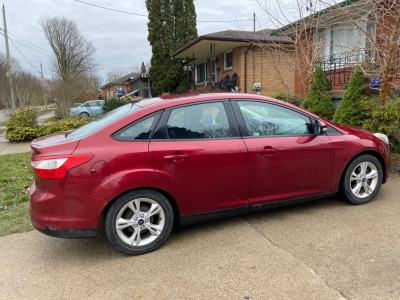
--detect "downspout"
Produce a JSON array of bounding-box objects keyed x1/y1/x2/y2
[{"x1": 244, "y1": 45, "x2": 252, "y2": 93}]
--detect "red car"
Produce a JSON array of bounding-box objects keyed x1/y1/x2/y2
[{"x1": 29, "y1": 93, "x2": 391, "y2": 255}]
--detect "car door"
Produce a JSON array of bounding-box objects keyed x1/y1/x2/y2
[
  {"x1": 149, "y1": 100, "x2": 249, "y2": 213},
  {"x1": 232, "y1": 99, "x2": 335, "y2": 205},
  {"x1": 87, "y1": 101, "x2": 102, "y2": 116}
]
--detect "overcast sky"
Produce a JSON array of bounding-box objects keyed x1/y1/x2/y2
[{"x1": 0, "y1": 0, "x2": 286, "y2": 84}]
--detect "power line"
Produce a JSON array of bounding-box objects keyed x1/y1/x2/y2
[
  {"x1": 71, "y1": 0, "x2": 252, "y2": 23},
  {"x1": 0, "y1": 27, "x2": 52, "y2": 55},
  {"x1": 0, "y1": 31, "x2": 42, "y2": 75}
]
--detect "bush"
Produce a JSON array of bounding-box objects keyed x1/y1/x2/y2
[
  {"x1": 5, "y1": 107, "x2": 92, "y2": 142},
  {"x1": 361, "y1": 96, "x2": 400, "y2": 143},
  {"x1": 333, "y1": 67, "x2": 367, "y2": 126},
  {"x1": 271, "y1": 92, "x2": 304, "y2": 107},
  {"x1": 102, "y1": 97, "x2": 130, "y2": 113},
  {"x1": 301, "y1": 66, "x2": 335, "y2": 120}
]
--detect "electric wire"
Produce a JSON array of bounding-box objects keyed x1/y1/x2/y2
[
  {"x1": 71, "y1": 0, "x2": 253, "y2": 23},
  {"x1": 0, "y1": 31, "x2": 42, "y2": 75}
]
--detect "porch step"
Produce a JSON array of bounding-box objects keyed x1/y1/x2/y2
[{"x1": 328, "y1": 90, "x2": 346, "y2": 99}]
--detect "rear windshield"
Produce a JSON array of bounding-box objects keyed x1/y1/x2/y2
[{"x1": 66, "y1": 104, "x2": 141, "y2": 140}]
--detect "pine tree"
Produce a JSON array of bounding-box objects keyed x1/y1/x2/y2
[
  {"x1": 333, "y1": 67, "x2": 366, "y2": 125},
  {"x1": 141, "y1": 61, "x2": 147, "y2": 73},
  {"x1": 146, "y1": 0, "x2": 197, "y2": 95},
  {"x1": 301, "y1": 66, "x2": 335, "y2": 120}
]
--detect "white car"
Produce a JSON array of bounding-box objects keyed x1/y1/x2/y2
[{"x1": 69, "y1": 100, "x2": 105, "y2": 118}]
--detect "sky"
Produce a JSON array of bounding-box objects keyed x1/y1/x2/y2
[{"x1": 0, "y1": 0, "x2": 286, "y2": 84}]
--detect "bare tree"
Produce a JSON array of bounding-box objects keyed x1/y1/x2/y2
[
  {"x1": 319, "y1": 0, "x2": 400, "y2": 101},
  {"x1": 41, "y1": 16, "x2": 95, "y2": 82},
  {"x1": 105, "y1": 66, "x2": 141, "y2": 83},
  {"x1": 40, "y1": 17, "x2": 98, "y2": 118},
  {"x1": 0, "y1": 52, "x2": 45, "y2": 109},
  {"x1": 256, "y1": 0, "x2": 329, "y2": 96}
]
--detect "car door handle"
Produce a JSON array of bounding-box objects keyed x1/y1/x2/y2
[
  {"x1": 256, "y1": 148, "x2": 277, "y2": 155},
  {"x1": 164, "y1": 154, "x2": 188, "y2": 163}
]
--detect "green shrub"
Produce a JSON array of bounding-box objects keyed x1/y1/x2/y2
[
  {"x1": 333, "y1": 67, "x2": 367, "y2": 126},
  {"x1": 103, "y1": 97, "x2": 130, "y2": 113},
  {"x1": 5, "y1": 107, "x2": 92, "y2": 142},
  {"x1": 271, "y1": 92, "x2": 304, "y2": 107},
  {"x1": 301, "y1": 66, "x2": 335, "y2": 120},
  {"x1": 5, "y1": 107, "x2": 40, "y2": 130},
  {"x1": 361, "y1": 96, "x2": 400, "y2": 142}
]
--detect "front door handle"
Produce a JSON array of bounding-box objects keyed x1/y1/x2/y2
[
  {"x1": 256, "y1": 147, "x2": 277, "y2": 156},
  {"x1": 164, "y1": 154, "x2": 188, "y2": 163}
]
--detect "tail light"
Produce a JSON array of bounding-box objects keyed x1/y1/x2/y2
[{"x1": 31, "y1": 155, "x2": 92, "y2": 179}]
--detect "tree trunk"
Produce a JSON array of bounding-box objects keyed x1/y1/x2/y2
[{"x1": 379, "y1": 14, "x2": 400, "y2": 102}]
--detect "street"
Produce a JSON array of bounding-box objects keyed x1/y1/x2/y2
[{"x1": 0, "y1": 175, "x2": 399, "y2": 299}]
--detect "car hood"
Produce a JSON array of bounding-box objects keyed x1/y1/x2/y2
[{"x1": 330, "y1": 122, "x2": 374, "y2": 137}]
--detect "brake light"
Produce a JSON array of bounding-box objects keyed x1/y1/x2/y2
[{"x1": 31, "y1": 155, "x2": 92, "y2": 179}]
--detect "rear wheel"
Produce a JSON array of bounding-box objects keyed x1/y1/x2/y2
[
  {"x1": 80, "y1": 112, "x2": 89, "y2": 118},
  {"x1": 341, "y1": 154, "x2": 383, "y2": 205},
  {"x1": 105, "y1": 190, "x2": 174, "y2": 255}
]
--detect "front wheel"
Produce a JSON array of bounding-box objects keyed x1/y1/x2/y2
[
  {"x1": 341, "y1": 154, "x2": 383, "y2": 205},
  {"x1": 105, "y1": 190, "x2": 174, "y2": 255}
]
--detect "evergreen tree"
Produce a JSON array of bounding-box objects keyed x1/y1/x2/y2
[
  {"x1": 141, "y1": 61, "x2": 147, "y2": 73},
  {"x1": 333, "y1": 67, "x2": 366, "y2": 125},
  {"x1": 301, "y1": 66, "x2": 335, "y2": 120},
  {"x1": 146, "y1": 0, "x2": 197, "y2": 94}
]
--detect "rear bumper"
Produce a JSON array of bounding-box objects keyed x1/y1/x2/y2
[
  {"x1": 31, "y1": 218, "x2": 98, "y2": 237},
  {"x1": 29, "y1": 181, "x2": 106, "y2": 232}
]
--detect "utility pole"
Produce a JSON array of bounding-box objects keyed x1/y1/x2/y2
[
  {"x1": 2, "y1": 4, "x2": 16, "y2": 111},
  {"x1": 40, "y1": 63, "x2": 47, "y2": 110}
]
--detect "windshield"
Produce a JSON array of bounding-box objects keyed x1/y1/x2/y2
[{"x1": 66, "y1": 104, "x2": 141, "y2": 140}]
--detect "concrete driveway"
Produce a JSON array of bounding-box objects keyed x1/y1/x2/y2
[{"x1": 1, "y1": 175, "x2": 399, "y2": 299}]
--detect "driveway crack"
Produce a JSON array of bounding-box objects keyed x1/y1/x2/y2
[{"x1": 242, "y1": 216, "x2": 348, "y2": 300}]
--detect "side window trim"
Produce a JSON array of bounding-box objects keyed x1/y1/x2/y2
[
  {"x1": 111, "y1": 111, "x2": 162, "y2": 142},
  {"x1": 152, "y1": 100, "x2": 240, "y2": 141},
  {"x1": 231, "y1": 99, "x2": 317, "y2": 138}
]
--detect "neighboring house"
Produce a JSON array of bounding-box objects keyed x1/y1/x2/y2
[
  {"x1": 271, "y1": 0, "x2": 400, "y2": 98},
  {"x1": 172, "y1": 30, "x2": 295, "y2": 96},
  {"x1": 101, "y1": 73, "x2": 153, "y2": 100}
]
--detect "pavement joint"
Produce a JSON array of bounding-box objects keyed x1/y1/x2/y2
[{"x1": 242, "y1": 215, "x2": 349, "y2": 300}]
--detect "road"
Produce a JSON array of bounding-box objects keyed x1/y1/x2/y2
[{"x1": 1, "y1": 175, "x2": 399, "y2": 299}]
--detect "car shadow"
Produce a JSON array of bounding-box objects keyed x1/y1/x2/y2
[{"x1": 36, "y1": 195, "x2": 360, "y2": 260}]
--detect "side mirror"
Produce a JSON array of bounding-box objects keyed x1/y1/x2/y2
[{"x1": 317, "y1": 121, "x2": 327, "y2": 135}]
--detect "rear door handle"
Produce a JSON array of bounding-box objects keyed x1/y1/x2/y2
[
  {"x1": 256, "y1": 147, "x2": 277, "y2": 156},
  {"x1": 164, "y1": 154, "x2": 188, "y2": 163}
]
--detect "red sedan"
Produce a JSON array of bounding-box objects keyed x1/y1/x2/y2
[{"x1": 29, "y1": 93, "x2": 391, "y2": 255}]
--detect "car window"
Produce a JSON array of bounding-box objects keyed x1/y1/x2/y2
[
  {"x1": 237, "y1": 101, "x2": 313, "y2": 137},
  {"x1": 112, "y1": 113, "x2": 160, "y2": 141},
  {"x1": 66, "y1": 104, "x2": 141, "y2": 140},
  {"x1": 166, "y1": 102, "x2": 232, "y2": 139},
  {"x1": 87, "y1": 101, "x2": 100, "y2": 107}
]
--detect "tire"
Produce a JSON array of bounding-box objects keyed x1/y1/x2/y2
[
  {"x1": 341, "y1": 154, "x2": 383, "y2": 205},
  {"x1": 105, "y1": 189, "x2": 174, "y2": 255},
  {"x1": 80, "y1": 112, "x2": 89, "y2": 118}
]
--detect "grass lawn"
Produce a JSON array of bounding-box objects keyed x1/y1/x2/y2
[{"x1": 0, "y1": 152, "x2": 33, "y2": 237}]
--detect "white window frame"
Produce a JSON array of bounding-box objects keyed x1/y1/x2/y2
[
  {"x1": 195, "y1": 61, "x2": 207, "y2": 84},
  {"x1": 224, "y1": 51, "x2": 233, "y2": 70}
]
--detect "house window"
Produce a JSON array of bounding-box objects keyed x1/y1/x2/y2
[
  {"x1": 316, "y1": 22, "x2": 375, "y2": 63},
  {"x1": 196, "y1": 62, "x2": 206, "y2": 83},
  {"x1": 224, "y1": 51, "x2": 233, "y2": 70}
]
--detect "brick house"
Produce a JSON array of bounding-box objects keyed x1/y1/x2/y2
[
  {"x1": 172, "y1": 30, "x2": 295, "y2": 97},
  {"x1": 100, "y1": 73, "x2": 153, "y2": 100},
  {"x1": 271, "y1": 0, "x2": 400, "y2": 101}
]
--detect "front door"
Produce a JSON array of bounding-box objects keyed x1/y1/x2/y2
[
  {"x1": 149, "y1": 101, "x2": 249, "y2": 213},
  {"x1": 233, "y1": 100, "x2": 335, "y2": 205}
]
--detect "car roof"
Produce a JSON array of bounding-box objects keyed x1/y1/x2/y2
[{"x1": 136, "y1": 93, "x2": 280, "y2": 109}]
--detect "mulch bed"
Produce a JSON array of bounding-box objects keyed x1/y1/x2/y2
[{"x1": 390, "y1": 153, "x2": 400, "y2": 173}]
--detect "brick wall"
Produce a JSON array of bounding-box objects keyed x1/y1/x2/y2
[{"x1": 192, "y1": 45, "x2": 295, "y2": 97}]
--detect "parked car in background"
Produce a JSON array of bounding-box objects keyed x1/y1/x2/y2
[
  {"x1": 30, "y1": 93, "x2": 391, "y2": 256},
  {"x1": 69, "y1": 100, "x2": 104, "y2": 118}
]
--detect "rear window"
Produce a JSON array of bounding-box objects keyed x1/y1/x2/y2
[{"x1": 66, "y1": 104, "x2": 141, "y2": 140}]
